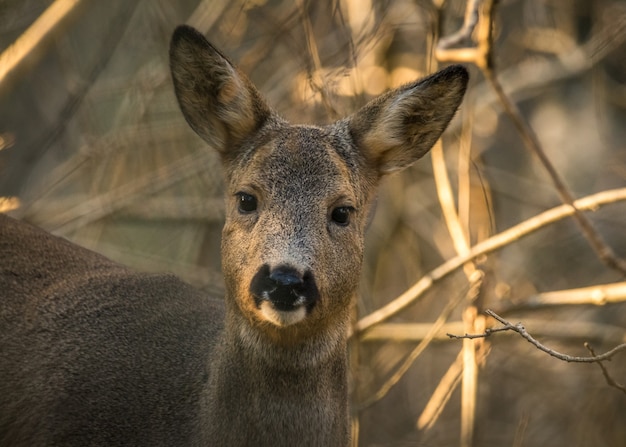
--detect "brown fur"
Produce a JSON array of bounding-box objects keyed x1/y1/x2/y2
[{"x1": 0, "y1": 25, "x2": 467, "y2": 446}]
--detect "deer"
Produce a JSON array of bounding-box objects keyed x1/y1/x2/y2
[{"x1": 0, "y1": 25, "x2": 467, "y2": 446}]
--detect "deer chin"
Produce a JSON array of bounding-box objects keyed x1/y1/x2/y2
[{"x1": 259, "y1": 301, "x2": 307, "y2": 327}]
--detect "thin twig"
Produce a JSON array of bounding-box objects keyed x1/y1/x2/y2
[
  {"x1": 584, "y1": 343, "x2": 626, "y2": 395},
  {"x1": 437, "y1": 0, "x2": 481, "y2": 49},
  {"x1": 34, "y1": 149, "x2": 217, "y2": 235},
  {"x1": 298, "y1": 0, "x2": 339, "y2": 120},
  {"x1": 448, "y1": 309, "x2": 626, "y2": 364},
  {"x1": 512, "y1": 413, "x2": 530, "y2": 447},
  {"x1": 357, "y1": 275, "x2": 477, "y2": 410},
  {"x1": 417, "y1": 351, "x2": 464, "y2": 431},
  {"x1": 416, "y1": 341, "x2": 490, "y2": 432}
]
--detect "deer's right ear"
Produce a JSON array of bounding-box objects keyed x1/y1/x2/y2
[
  {"x1": 348, "y1": 65, "x2": 468, "y2": 176},
  {"x1": 169, "y1": 25, "x2": 272, "y2": 155}
]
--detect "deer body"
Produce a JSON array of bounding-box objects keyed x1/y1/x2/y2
[
  {"x1": 0, "y1": 26, "x2": 467, "y2": 446},
  {"x1": 0, "y1": 213, "x2": 222, "y2": 445}
]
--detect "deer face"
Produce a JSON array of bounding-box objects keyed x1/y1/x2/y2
[{"x1": 220, "y1": 124, "x2": 375, "y2": 339}]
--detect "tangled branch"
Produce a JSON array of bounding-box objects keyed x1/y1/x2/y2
[
  {"x1": 585, "y1": 343, "x2": 626, "y2": 395},
  {"x1": 448, "y1": 309, "x2": 626, "y2": 395},
  {"x1": 437, "y1": 0, "x2": 626, "y2": 275},
  {"x1": 355, "y1": 188, "x2": 626, "y2": 334},
  {"x1": 448, "y1": 309, "x2": 626, "y2": 363}
]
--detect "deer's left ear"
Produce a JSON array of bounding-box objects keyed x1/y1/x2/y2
[
  {"x1": 348, "y1": 65, "x2": 468, "y2": 176},
  {"x1": 169, "y1": 25, "x2": 273, "y2": 155}
]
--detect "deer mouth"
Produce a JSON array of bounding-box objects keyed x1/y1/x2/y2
[{"x1": 257, "y1": 300, "x2": 308, "y2": 326}]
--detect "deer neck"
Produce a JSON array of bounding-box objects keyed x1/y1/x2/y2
[
  {"x1": 201, "y1": 302, "x2": 350, "y2": 444},
  {"x1": 221, "y1": 296, "x2": 350, "y2": 371}
]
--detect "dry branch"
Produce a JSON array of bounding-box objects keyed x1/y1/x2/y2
[
  {"x1": 448, "y1": 310, "x2": 626, "y2": 364},
  {"x1": 357, "y1": 275, "x2": 474, "y2": 410},
  {"x1": 432, "y1": 131, "x2": 481, "y2": 447},
  {"x1": 502, "y1": 282, "x2": 626, "y2": 312},
  {"x1": 0, "y1": 0, "x2": 85, "y2": 86},
  {"x1": 355, "y1": 187, "x2": 626, "y2": 334},
  {"x1": 437, "y1": 0, "x2": 626, "y2": 275},
  {"x1": 431, "y1": 141, "x2": 473, "y2": 260},
  {"x1": 359, "y1": 319, "x2": 626, "y2": 346},
  {"x1": 416, "y1": 351, "x2": 464, "y2": 431}
]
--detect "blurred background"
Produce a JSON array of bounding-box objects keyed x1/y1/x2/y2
[{"x1": 1, "y1": 0, "x2": 625, "y2": 445}]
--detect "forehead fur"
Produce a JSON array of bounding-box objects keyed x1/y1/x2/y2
[{"x1": 226, "y1": 124, "x2": 375, "y2": 203}]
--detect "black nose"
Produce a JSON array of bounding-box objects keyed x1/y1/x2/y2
[
  {"x1": 250, "y1": 264, "x2": 319, "y2": 311},
  {"x1": 269, "y1": 266, "x2": 303, "y2": 287}
]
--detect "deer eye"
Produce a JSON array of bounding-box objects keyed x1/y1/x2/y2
[
  {"x1": 236, "y1": 192, "x2": 257, "y2": 213},
  {"x1": 331, "y1": 206, "x2": 353, "y2": 226}
]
